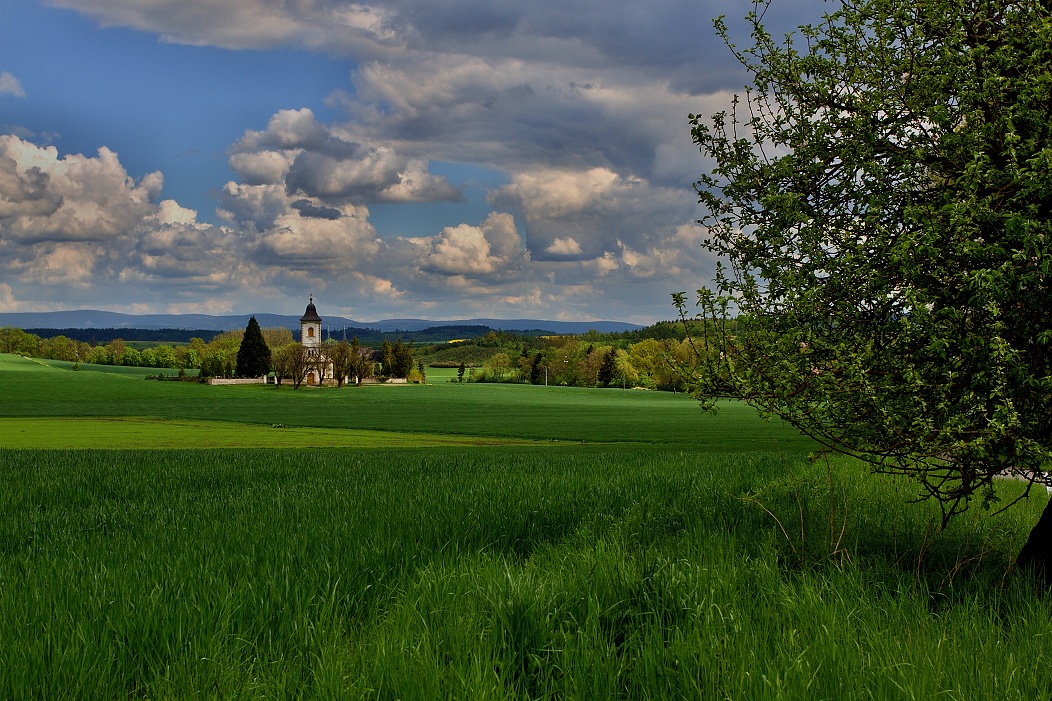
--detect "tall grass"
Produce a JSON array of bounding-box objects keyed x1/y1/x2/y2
[{"x1": 1, "y1": 447, "x2": 1048, "y2": 699}]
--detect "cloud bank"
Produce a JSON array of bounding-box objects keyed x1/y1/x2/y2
[{"x1": 3, "y1": 1, "x2": 821, "y2": 319}]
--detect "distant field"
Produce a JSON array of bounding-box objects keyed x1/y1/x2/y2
[
  {"x1": 422, "y1": 365, "x2": 459, "y2": 382},
  {"x1": 0, "y1": 417, "x2": 546, "y2": 449},
  {"x1": 0, "y1": 354, "x2": 815, "y2": 451},
  {"x1": 32, "y1": 357, "x2": 169, "y2": 378}
]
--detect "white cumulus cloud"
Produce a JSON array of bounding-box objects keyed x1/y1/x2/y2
[
  {"x1": 546, "y1": 237, "x2": 583, "y2": 256},
  {"x1": 423, "y1": 212, "x2": 527, "y2": 277},
  {"x1": 0, "y1": 135, "x2": 161, "y2": 245}
]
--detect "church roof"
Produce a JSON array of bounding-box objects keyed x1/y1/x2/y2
[{"x1": 300, "y1": 296, "x2": 322, "y2": 323}]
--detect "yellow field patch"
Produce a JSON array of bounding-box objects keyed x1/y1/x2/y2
[{"x1": 0, "y1": 417, "x2": 543, "y2": 449}]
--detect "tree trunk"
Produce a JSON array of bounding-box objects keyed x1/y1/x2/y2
[{"x1": 1016, "y1": 496, "x2": 1052, "y2": 585}]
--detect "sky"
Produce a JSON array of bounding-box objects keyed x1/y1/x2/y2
[{"x1": 0, "y1": 0, "x2": 817, "y2": 323}]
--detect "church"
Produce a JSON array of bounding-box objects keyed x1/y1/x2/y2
[{"x1": 299, "y1": 295, "x2": 334, "y2": 385}]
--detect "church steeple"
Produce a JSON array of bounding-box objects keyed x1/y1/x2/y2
[{"x1": 300, "y1": 295, "x2": 322, "y2": 348}]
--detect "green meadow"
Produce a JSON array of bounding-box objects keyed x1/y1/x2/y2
[
  {"x1": 1, "y1": 353, "x2": 1050, "y2": 699},
  {"x1": 2, "y1": 355, "x2": 813, "y2": 450}
]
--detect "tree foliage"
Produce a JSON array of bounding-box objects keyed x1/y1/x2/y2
[
  {"x1": 262, "y1": 327, "x2": 294, "y2": 349},
  {"x1": 236, "y1": 316, "x2": 272, "y2": 378},
  {"x1": 483, "y1": 352, "x2": 512, "y2": 382},
  {"x1": 275, "y1": 343, "x2": 310, "y2": 389},
  {"x1": 325, "y1": 339, "x2": 352, "y2": 388},
  {"x1": 687, "y1": 0, "x2": 1052, "y2": 528},
  {"x1": 597, "y1": 348, "x2": 617, "y2": 387},
  {"x1": 347, "y1": 337, "x2": 373, "y2": 386},
  {"x1": 380, "y1": 340, "x2": 394, "y2": 379},
  {"x1": 391, "y1": 339, "x2": 414, "y2": 379}
]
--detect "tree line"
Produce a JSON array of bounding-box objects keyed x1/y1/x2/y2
[
  {"x1": 1, "y1": 326, "x2": 188, "y2": 370},
  {"x1": 434, "y1": 332, "x2": 701, "y2": 391},
  {"x1": 3, "y1": 319, "x2": 704, "y2": 392},
  {"x1": 21, "y1": 327, "x2": 221, "y2": 344},
  {"x1": 0, "y1": 320, "x2": 417, "y2": 389}
]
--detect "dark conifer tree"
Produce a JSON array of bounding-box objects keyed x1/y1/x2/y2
[
  {"x1": 236, "y1": 316, "x2": 272, "y2": 378},
  {"x1": 392, "y1": 339, "x2": 414, "y2": 378},
  {"x1": 529, "y1": 352, "x2": 544, "y2": 385},
  {"x1": 380, "y1": 340, "x2": 394, "y2": 379},
  {"x1": 597, "y1": 348, "x2": 616, "y2": 387}
]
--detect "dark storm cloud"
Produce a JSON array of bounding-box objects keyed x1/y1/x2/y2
[
  {"x1": 291, "y1": 198, "x2": 342, "y2": 220},
  {"x1": 54, "y1": 1, "x2": 823, "y2": 92}
]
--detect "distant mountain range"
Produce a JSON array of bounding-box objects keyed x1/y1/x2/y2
[{"x1": 0, "y1": 310, "x2": 643, "y2": 335}]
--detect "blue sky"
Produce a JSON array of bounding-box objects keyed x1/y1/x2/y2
[{"x1": 0, "y1": 0, "x2": 815, "y2": 323}]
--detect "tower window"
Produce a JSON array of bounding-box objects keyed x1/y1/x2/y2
[{"x1": 308, "y1": 327, "x2": 315, "y2": 338}]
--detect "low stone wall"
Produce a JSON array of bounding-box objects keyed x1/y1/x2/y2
[
  {"x1": 206, "y1": 376, "x2": 411, "y2": 386},
  {"x1": 207, "y1": 377, "x2": 267, "y2": 385}
]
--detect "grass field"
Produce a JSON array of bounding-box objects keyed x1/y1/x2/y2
[
  {"x1": 1, "y1": 352, "x2": 1050, "y2": 699},
  {"x1": 1, "y1": 354, "x2": 815, "y2": 451},
  {"x1": 0, "y1": 417, "x2": 549, "y2": 448}
]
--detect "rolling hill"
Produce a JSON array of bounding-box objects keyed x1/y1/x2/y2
[{"x1": 0, "y1": 310, "x2": 643, "y2": 335}]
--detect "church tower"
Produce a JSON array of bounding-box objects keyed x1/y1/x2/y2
[{"x1": 300, "y1": 295, "x2": 322, "y2": 349}]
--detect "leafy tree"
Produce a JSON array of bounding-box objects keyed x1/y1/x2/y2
[
  {"x1": 236, "y1": 316, "x2": 272, "y2": 378},
  {"x1": 347, "y1": 337, "x2": 373, "y2": 386},
  {"x1": 121, "y1": 347, "x2": 143, "y2": 368},
  {"x1": 271, "y1": 346, "x2": 288, "y2": 386},
  {"x1": 2, "y1": 328, "x2": 42, "y2": 356},
  {"x1": 626, "y1": 338, "x2": 685, "y2": 390},
  {"x1": 280, "y1": 343, "x2": 310, "y2": 389},
  {"x1": 86, "y1": 345, "x2": 110, "y2": 366},
  {"x1": 484, "y1": 352, "x2": 512, "y2": 382},
  {"x1": 184, "y1": 337, "x2": 206, "y2": 369},
  {"x1": 408, "y1": 364, "x2": 426, "y2": 383},
  {"x1": 198, "y1": 353, "x2": 220, "y2": 378},
  {"x1": 613, "y1": 348, "x2": 640, "y2": 390},
  {"x1": 311, "y1": 351, "x2": 329, "y2": 386},
  {"x1": 262, "y1": 327, "x2": 294, "y2": 349},
  {"x1": 688, "y1": 0, "x2": 1052, "y2": 575},
  {"x1": 326, "y1": 339, "x2": 353, "y2": 388},
  {"x1": 0, "y1": 327, "x2": 27, "y2": 354},
  {"x1": 457, "y1": 361, "x2": 466, "y2": 383},
  {"x1": 626, "y1": 339, "x2": 661, "y2": 389},
  {"x1": 45, "y1": 335, "x2": 79, "y2": 362},
  {"x1": 154, "y1": 345, "x2": 177, "y2": 369},
  {"x1": 106, "y1": 339, "x2": 126, "y2": 365}
]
